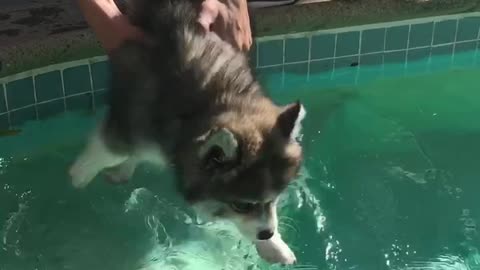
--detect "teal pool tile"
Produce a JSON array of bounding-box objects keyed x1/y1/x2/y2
[
  {"x1": 311, "y1": 33, "x2": 335, "y2": 60},
  {"x1": 94, "y1": 90, "x2": 108, "y2": 107},
  {"x1": 407, "y1": 48, "x2": 431, "y2": 63},
  {"x1": 385, "y1": 25, "x2": 409, "y2": 51},
  {"x1": 0, "y1": 85, "x2": 6, "y2": 113},
  {"x1": 433, "y1": 20, "x2": 457, "y2": 45},
  {"x1": 35, "y1": 71, "x2": 63, "y2": 102},
  {"x1": 454, "y1": 41, "x2": 477, "y2": 53},
  {"x1": 10, "y1": 106, "x2": 36, "y2": 127},
  {"x1": 248, "y1": 42, "x2": 257, "y2": 67},
  {"x1": 452, "y1": 51, "x2": 475, "y2": 68},
  {"x1": 406, "y1": 49, "x2": 429, "y2": 75},
  {"x1": 309, "y1": 59, "x2": 334, "y2": 74},
  {"x1": 283, "y1": 63, "x2": 309, "y2": 88},
  {"x1": 409, "y1": 22, "x2": 434, "y2": 48},
  {"x1": 255, "y1": 66, "x2": 283, "y2": 90},
  {"x1": 91, "y1": 61, "x2": 111, "y2": 91},
  {"x1": 361, "y1": 28, "x2": 385, "y2": 53},
  {"x1": 310, "y1": 70, "x2": 334, "y2": 82},
  {"x1": 453, "y1": 43, "x2": 476, "y2": 68},
  {"x1": 457, "y1": 17, "x2": 480, "y2": 41},
  {"x1": 336, "y1": 31, "x2": 360, "y2": 57},
  {"x1": 37, "y1": 100, "x2": 65, "y2": 120},
  {"x1": 0, "y1": 113, "x2": 8, "y2": 129},
  {"x1": 431, "y1": 45, "x2": 453, "y2": 56},
  {"x1": 308, "y1": 71, "x2": 335, "y2": 89},
  {"x1": 332, "y1": 68, "x2": 357, "y2": 87},
  {"x1": 255, "y1": 65, "x2": 282, "y2": 79},
  {"x1": 384, "y1": 51, "x2": 407, "y2": 64},
  {"x1": 383, "y1": 63, "x2": 406, "y2": 78},
  {"x1": 285, "y1": 37, "x2": 309, "y2": 63},
  {"x1": 360, "y1": 53, "x2": 384, "y2": 66},
  {"x1": 358, "y1": 68, "x2": 383, "y2": 85},
  {"x1": 334, "y1": 55, "x2": 359, "y2": 69},
  {"x1": 258, "y1": 40, "x2": 283, "y2": 66},
  {"x1": 66, "y1": 93, "x2": 93, "y2": 112},
  {"x1": 283, "y1": 63, "x2": 308, "y2": 76},
  {"x1": 406, "y1": 60, "x2": 429, "y2": 76},
  {"x1": 6, "y1": 77, "x2": 35, "y2": 109},
  {"x1": 63, "y1": 65, "x2": 92, "y2": 95},
  {"x1": 476, "y1": 47, "x2": 480, "y2": 66},
  {"x1": 429, "y1": 54, "x2": 453, "y2": 72}
]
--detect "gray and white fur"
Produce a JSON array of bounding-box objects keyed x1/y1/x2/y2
[{"x1": 69, "y1": 0, "x2": 305, "y2": 264}]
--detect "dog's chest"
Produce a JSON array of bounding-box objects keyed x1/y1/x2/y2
[{"x1": 134, "y1": 144, "x2": 168, "y2": 167}]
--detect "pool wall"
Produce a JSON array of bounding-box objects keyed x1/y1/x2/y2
[
  {"x1": 1, "y1": 0, "x2": 479, "y2": 78},
  {"x1": 1, "y1": 10, "x2": 480, "y2": 130}
]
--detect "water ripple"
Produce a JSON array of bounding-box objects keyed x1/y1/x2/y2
[
  {"x1": 2, "y1": 201, "x2": 29, "y2": 255},
  {"x1": 288, "y1": 166, "x2": 326, "y2": 233}
]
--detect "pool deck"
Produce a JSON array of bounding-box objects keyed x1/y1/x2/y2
[{"x1": 0, "y1": 0, "x2": 479, "y2": 77}]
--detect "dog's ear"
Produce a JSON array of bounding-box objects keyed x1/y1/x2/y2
[
  {"x1": 276, "y1": 101, "x2": 306, "y2": 141},
  {"x1": 197, "y1": 128, "x2": 239, "y2": 164}
]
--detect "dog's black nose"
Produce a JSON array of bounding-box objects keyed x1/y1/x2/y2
[{"x1": 257, "y1": 230, "x2": 274, "y2": 240}]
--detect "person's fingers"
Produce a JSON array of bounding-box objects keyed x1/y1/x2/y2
[
  {"x1": 198, "y1": 0, "x2": 220, "y2": 32},
  {"x1": 231, "y1": 18, "x2": 251, "y2": 51},
  {"x1": 239, "y1": 9, "x2": 252, "y2": 51},
  {"x1": 211, "y1": 3, "x2": 239, "y2": 48},
  {"x1": 199, "y1": 0, "x2": 253, "y2": 52},
  {"x1": 230, "y1": 0, "x2": 252, "y2": 51}
]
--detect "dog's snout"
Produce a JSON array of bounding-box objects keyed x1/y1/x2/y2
[{"x1": 257, "y1": 230, "x2": 274, "y2": 240}]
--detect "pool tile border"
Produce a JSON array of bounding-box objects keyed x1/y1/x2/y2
[{"x1": 1, "y1": 12, "x2": 480, "y2": 128}]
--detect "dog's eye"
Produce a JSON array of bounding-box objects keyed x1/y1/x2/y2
[
  {"x1": 230, "y1": 202, "x2": 256, "y2": 213},
  {"x1": 209, "y1": 146, "x2": 225, "y2": 162},
  {"x1": 204, "y1": 146, "x2": 226, "y2": 169}
]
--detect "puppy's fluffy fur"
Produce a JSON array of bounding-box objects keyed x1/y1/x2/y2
[{"x1": 69, "y1": 0, "x2": 305, "y2": 264}]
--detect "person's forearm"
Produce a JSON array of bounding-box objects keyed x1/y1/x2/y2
[{"x1": 76, "y1": 0, "x2": 142, "y2": 52}]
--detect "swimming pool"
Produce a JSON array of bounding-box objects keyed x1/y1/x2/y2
[{"x1": 1, "y1": 13, "x2": 480, "y2": 270}]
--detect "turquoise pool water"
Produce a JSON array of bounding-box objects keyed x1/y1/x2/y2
[{"x1": 1, "y1": 51, "x2": 480, "y2": 270}]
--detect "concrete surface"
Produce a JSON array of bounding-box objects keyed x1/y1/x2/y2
[{"x1": 1, "y1": 0, "x2": 480, "y2": 77}]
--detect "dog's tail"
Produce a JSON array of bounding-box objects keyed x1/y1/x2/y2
[{"x1": 124, "y1": 0, "x2": 203, "y2": 37}]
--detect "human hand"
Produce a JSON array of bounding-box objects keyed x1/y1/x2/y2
[
  {"x1": 78, "y1": 0, "x2": 252, "y2": 52},
  {"x1": 102, "y1": 14, "x2": 145, "y2": 52},
  {"x1": 198, "y1": 0, "x2": 253, "y2": 52},
  {"x1": 118, "y1": 0, "x2": 253, "y2": 52}
]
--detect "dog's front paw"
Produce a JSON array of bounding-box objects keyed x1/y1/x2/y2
[
  {"x1": 255, "y1": 233, "x2": 296, "y2": 265},
  {"x1": 103, "y1": 171, "x2": 130, "y2": 184},
  {"x1": 69, "y1": 162, "x2": 94, "y2": 189},
  {"x1": 102, "y1": 160, "x2": 136, "y2": 185}
]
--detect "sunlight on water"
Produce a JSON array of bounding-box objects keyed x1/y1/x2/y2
[
  {"x1": 119, "y1": 166, "x2": 328, "y2": 270},
  {"x1": 2, "y1": 202, "x2": 28, "y2": 256},
  {"x1": 125, "y1": 188, "x2": 258, "y2": 270},
  {"x1": 402, "y1": 254, "x2": 473, "y2": 270},
  {"x1": 124, "y1": 187, "x2": 260, "y2": 270},
  {"x1": 287, "y1": 167, "x2": 326, "y2": 233}
]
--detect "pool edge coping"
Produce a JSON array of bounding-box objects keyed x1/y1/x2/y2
[{"x1": 2, "y1": 11, "x2": 480, "y2": 84}]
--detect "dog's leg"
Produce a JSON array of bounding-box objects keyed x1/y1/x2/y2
[
  {"x1": 69, "y1": 127, "x2": 129, "y2": 189},
  {"x1": 103, "y1": 158, "x2": 138, "y2": 184}
]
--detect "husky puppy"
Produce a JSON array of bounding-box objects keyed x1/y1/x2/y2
[{"x1": 69, "y1": 0, "x2": 305, "y2": 264}]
